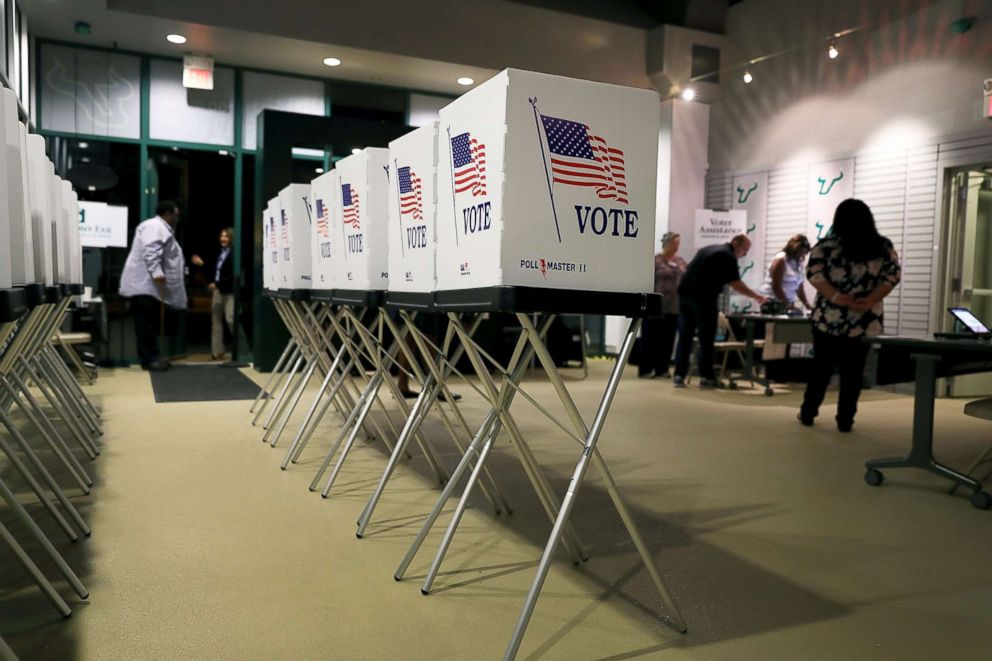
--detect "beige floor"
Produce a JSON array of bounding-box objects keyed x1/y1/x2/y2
[{"x1": 2, "y1": 361, "x2": 991, "y2": 660}]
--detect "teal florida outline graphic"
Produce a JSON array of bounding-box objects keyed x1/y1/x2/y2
[{"x1": 817, "y1": 171, "x2": 844, "y2": 195}]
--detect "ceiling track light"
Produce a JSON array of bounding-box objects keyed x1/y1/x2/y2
[
  {"x1": 827, "y1": 42, "x2": 839, "y2": 59},
  {"x1": 681, "y1": 87, "x2": 696, "y2": 102},
  {"x1": 743, "y1": 70, "x2": 753, "y2": 84}
]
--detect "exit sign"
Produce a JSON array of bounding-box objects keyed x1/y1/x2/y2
[{"x1": 183, "y1": 55, "x2": 214, "y2": 90}]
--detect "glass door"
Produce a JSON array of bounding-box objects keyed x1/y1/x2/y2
[{"x1": 944, "y1": 166, "x2": 992, "y2": 396}]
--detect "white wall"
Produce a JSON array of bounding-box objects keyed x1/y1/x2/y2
[
  {"x1": 710, "y1": 0, "x2": 992, "y2": 173},
  {"x1": 668, "y1": 99, "x2": 710, "y2": 256}
]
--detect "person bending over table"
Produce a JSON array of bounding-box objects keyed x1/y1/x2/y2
[
  {"x1": 639, "y1": 232, "x2": 687, "y2": 379},
  {"x1": 758, "y1": 234, "x2": 812, "y2": 312},
  {"x1": 673, "y1": 234, "x2": 767, "y2": 389},
  {"x1": 799, "y1": 199, "x2": 901, "y2": 432}
]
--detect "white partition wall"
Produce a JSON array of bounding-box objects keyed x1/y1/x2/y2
[
  {"x1": 310, "y1": 170, "x2": 338, "y2": 289},
  {"x1": 0, "y1": 91, "x2": 11, "y2": 289},
  {"x1": 388, "y1": 123, "x2": 438, "y2": 293},
  {"x1": 67, "y1": 186, "x2": 82, "y2": 284},
  {"x1": 333, "y1": 147, "x2": 390, "y2": 291},
  {"x1": 2, "y1": 89, "x2": 33, "y2": 285},
  {"x1": 277, "y1": 183, "x2": 312, "y2": 290},
  {"x1": 51, "y1": 176, "x2": 69, "y2": 285},
  {"x1": 58, "y1": 179, "x2": 77, "y2": 284},
  {"x1": 435, "y1": 68, "x2": 660, "y2": 294},
  {"x1": 26, "y1": 135, "x2": 55, "y2": 285}
]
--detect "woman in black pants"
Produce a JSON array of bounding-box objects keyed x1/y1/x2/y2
[
  {"x1": 799, "y1": 199, "x2": 901, "y2": 431},
  {"x1": 640, "y1": 232, "x2": 686, "y2": 378}
]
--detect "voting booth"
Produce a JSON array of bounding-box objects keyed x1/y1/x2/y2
[
  {"x1": 309, "y1": 170, "x2": 339, "y2": 290},
  {"x1": 26, "y1": 134, "x2": 55, "y2": 286},
  {"x1": 435, "y1": 68, "x2": 659, "y2": 294},
  {"x1": 263, "y1": 198, "x2": 280, "y2": 291},
  {"x1": 2, "y1": 88, "x2": 33, "y2": 286},
  {"x1": 333, "y1": 147, "x2": 390, "y2": 291},
  {"x1": 388, "y1": 122, "x2": 438, "y2": 293},
  {"x1": 277, "y1": 184, "x2": 312, "y2": 290},
  {"x1": 0, "y1": 92, "x2": 10, "y2": 289}
]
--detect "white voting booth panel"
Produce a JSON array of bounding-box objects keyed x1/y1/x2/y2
[
  {"x1": 0, "y1": 91, "x2": 10, "y2": 289},
  {"x1": 2, "y1": 89, "x2": 33, "y2": 285},
  {"x1": 309, "y1": 169, "x2": 339, "y2": 289},
  {"x1": 264, "y1": 197, "x2": 280, "y2": 291},
  {"x1": 388, "y1": 122, "x2": 438, "y2": 293},
  {"x1": 436, "y1": 69, "x2": 659, "y2": 293},
  {"x1": 66, "y1": 186, "x2": 82, "y2": 284},
  {"x1": 52, "y1": 177, "x2": 70, "y2": 285},
  {"x1": 277, "y1": 183, "x2": 312, "y2": 289},
  {"x1": 26, "y1": 135, "x2": 55, "y2": 286},
  {"x1": 333, "y1": 148, "x2": 390, "y2": 290}
]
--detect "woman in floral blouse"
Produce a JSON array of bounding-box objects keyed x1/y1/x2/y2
[{"x1": 799, "y1": 199, "x2": 901, "y2": 432}]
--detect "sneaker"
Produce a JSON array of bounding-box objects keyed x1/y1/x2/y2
[
  {"x1": 698, "y1": 378, "x2": 719, "y2": 389},
  {"x1": 797, "y1": 411, "x2": 814, "y2": 426},
  {"x1": 672, "y1": 375, "x2": 686, "y2": 388}
]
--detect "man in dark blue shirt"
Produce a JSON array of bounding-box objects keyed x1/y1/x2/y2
[{"x1": 673, "y1": 234, "x2": 766, "y2": 388}]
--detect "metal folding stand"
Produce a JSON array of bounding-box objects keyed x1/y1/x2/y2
[
  {"x1": 0, "y1": 287, "x2": 92, "y2": 542},
  {"x1": 278, "y1": 291, "x2": 369, "y2": 468},
  {"x1": 308, "y1": 290, "x2": 449, "y2": 495},
  {"x1": 356, "y1": 296, "x2": 511, "y2": 536},
  {"x1": 392, "y1": 287, "x2": 686, "y2": 659},
  {"x1": 262, "y1": 291, "x2": 376, "y2": 450},
  {"x1": 0, "y1": 287, "x2": 89, "y2": 618}
]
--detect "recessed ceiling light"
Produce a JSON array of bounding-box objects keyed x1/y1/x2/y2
[
  {"x1": 80, "y1": 156, "x2": 91, "y2": 163},
  {"x1": 87, "y1": 185, "x2": 96, "y2": 191},
  {"x1": 315, "y1": 167, "x2": 324, "y2": 174},
  {"x1": 171, "y1": 146, "x2": 179, "y2": 151},
  {"x1": 78, "y1": 141, "x2": 89, "y2": 149},
  {"x1": 742, "y1": 71, "x2": 753, "y2": 84},
  {"x1": 351, "y1": 148, "x2": 361, "y2": 155},
  {"x1": 218, "y1": 150, "x2": 229, "y2": 156},
  {"x1": 457, "y1": 77, "x2": 474, "y2": 86},
  {"x1": 323, "y1": 57, "x2": 342, "y2": 67},
  {"x1": 166, "y1": 34, "x2": 187, "y2": 44},
  {"x1": 681, "y1": 87, "x2": 696, "y2": 101}
]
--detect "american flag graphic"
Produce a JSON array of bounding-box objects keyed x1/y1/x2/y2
[
  {"x1": 341, "y1": 184, "x2": 360, "y2": 229},
  {"x1": 280, "y1": 210, "x2": 289, "y2": 241},
  {"x1": 451, "y1": 132, "x2": 487, "y2": 197},
  {"x1": 397, "y1": 166, "x2": 423, "y2": 221},
  {"x1": 315, "y1": 199, "x2": 330, "y2": 239},
  {"x1": 540, "y1": 114, "x2": 627, "y2": 204}
]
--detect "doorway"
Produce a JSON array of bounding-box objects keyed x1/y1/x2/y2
[
  {"x1": 941, "y1": 165, "x2": 992, "y2": 396},
  {"x1": 150, "y1": 147, "x2": 237, "y2": 361}
]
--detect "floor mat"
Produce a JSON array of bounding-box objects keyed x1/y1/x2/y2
[{"x1": 149, "y1": 364, "x2": 261, "y2": 403}]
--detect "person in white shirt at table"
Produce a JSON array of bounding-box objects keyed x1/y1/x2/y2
[
  {"x1": 119, "y1": 200, "x2": 187, "y2": 371},
  {"x1": 758, "y1": 234, "x2": 812, "y2": 312}
]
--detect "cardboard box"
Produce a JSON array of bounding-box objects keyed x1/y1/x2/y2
[
  {"x1": 309, "y1": 170, "x2": 338, "y2": 290},
  {"x1": 333, "y1": 148, "x2": 390, "y2": 291},
  {"x1": 1, "y1": 88, "x2": 33, "y2": 286},
  {"x1": 262, "y1": 197, "x2": 279, "y2": 291},
  {"x1": 277, "y1": 183, "x2": 313, "y2": 290},
  {"x1": 388, "y1": 122, "x2": 438, "y2": 293},
  {"x1": 435, "y1": 69, "x2": 659, "y2": 293},
  {"x1": 26, "y1": 135, "x2": 55, "y2": 286}
]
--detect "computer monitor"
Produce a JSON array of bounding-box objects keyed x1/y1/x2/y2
[{"x1": 948, "y1": 307, "x2": 991, "y2": 336}]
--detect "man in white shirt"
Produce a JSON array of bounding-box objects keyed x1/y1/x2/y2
[{"x1": 119, "y1": 200, "x2": 187, "y2": 371}]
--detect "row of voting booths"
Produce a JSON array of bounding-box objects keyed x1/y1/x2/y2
[
  {"x1": 0, "y1": 81, "x2": 102, "y2": 648},
  {"x1": 251, "y1": 69, "x2": 687, "y2": 659}
]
